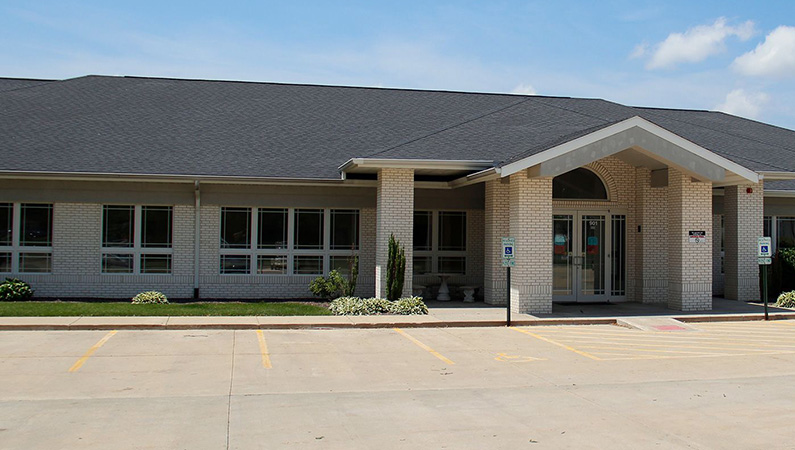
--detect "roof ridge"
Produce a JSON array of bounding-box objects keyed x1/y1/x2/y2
[
  {"x1": 89, "y1": 74, "x2": 588, "y2": 100},
  {"x1": 361, "y1": 96, "x2": 535, "y2": 159}
]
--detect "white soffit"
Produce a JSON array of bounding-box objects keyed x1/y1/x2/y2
[{"x1": 499, "y1": 116, "x2": 759, "y2": 184}]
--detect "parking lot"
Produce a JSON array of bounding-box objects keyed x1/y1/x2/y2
[{"x1": 1, "y1": 321, "x2": 795, "y2": 449}]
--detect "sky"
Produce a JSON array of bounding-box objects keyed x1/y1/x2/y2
[{"x1": 2, "y1": 1, "x2": 795, "y2": 129}]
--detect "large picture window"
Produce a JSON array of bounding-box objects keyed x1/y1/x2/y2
[
  {"x1": 0, "y1": 203, "x2": 53, "y2": 274},
  {"x1": 101, "y1": 205, "x2": 173, "y2": 274},
  {"x1": 413, "y1": 210, "x2": 467, "y2": 275},
  {"x1": 219, "y1": 207, "x2": 359, "y2": 276}
]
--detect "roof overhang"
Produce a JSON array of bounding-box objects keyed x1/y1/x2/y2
[
  {"x1": 339, "y1": 158, "x2": 494, "y2": 178},
  {"x1": 499, "y1": 116, "x2": 759, "y2": 184}
]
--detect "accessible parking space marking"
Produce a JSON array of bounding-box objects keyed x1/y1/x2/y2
[
  {"x1": 256, "y1": 330, "x2": 272, "y2": 369},
  {"x1": 519, "y1": 323, "x2": 795, "y2": 361},
  {"x1": 68, "y1": 330, "x2": 117, "y2": 372},
  {"x1": 393, "y1": 328, "x2": 454, "y2": 365}
]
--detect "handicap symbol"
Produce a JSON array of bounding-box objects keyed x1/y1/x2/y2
[{"x1": 494, "y1": 353, "x2": 543, "y2": 362}]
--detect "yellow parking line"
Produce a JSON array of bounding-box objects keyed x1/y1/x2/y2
[
  {"x1": 68, "y1": 330, "x2": 117, "y2": 372},
  {"x1": 256, "y1": 330, "x2": 272, "y2": 369},
  {"x1": 544, "y1": 336, "x2": 795, "y2": 350},
  {"x1": 578, "y1": 345, "x2": 727, "y2": 357},
  {"x1": 393, "y1": 328, "x2": 454, "y2": 365},
  {"x1": 510, "y1": 327, "x2": 601, "y2": 360}
]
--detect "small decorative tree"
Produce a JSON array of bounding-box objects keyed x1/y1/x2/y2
[
  {"x1": 344, "y1": 253, "x2": 359, "y2": 297},
  {"x1": 386, "y1": 233, "x2": 406, "y2": 300}
]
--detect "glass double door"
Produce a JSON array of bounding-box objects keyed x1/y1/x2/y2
[{"x1": 553, "y1": 211, "x2": 626, "y2": 303}]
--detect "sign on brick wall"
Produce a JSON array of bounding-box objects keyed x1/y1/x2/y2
[{"x1": 688, "y1": 230, "x2": 706, "y2": 243}]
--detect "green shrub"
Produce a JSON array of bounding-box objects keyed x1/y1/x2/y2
[
  {"x1": 776, "y1": 291, "x2": 795, "y2": 308},
  {"x1": 309, "y1": 270, "x2": 346, "y2": 300},
  {"x1": 344, "y1": 255, "x2": 359, "y2": 297},
  {"x1": 131, "y1": 291, "x2": 169, "y2": 304},
  {"x1": 388, "y1": 296, "x2": 429, "y2": 315},
  {"x1": 0, "y1": 278, "x2": 34, "y2": 301},
  {"x1": 328, "y1": 296, "x2": 428, "y2": 316}
]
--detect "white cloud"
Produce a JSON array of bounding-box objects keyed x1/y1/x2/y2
[
  {"x1": 645, "y1": 17, "x2": 755, "y2": 69},
  {"x1": 510, "y1": 83, "x2": 537, "y2": 95},
  {"x1": 715, "y1": 89, "x2": 769, "y2": 119},
  {"x1": 733, "y1": 25, "x2": 795, "y2": 77}
]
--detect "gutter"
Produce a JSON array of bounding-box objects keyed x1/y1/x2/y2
[
  {"x1": 759, "y1": 171, "x2": 795, "y2": 180},
  {"x1": 338, "y1": 158, "x2": 494, "y2": 172},
  {"x1": 0, "y1": 170, "x2": 376, "y2": 187}
]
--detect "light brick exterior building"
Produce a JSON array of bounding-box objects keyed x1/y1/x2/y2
[{"x1": 2, "y1": 76, "x2": 795, "y2": 313}]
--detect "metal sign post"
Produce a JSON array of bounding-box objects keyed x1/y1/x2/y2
[
  {"x1": 758, "y1": 237, "x2": 772, "y2": 321},
  {"x1": 501, "y1": 237, "x2": 515, "y2": 327}
]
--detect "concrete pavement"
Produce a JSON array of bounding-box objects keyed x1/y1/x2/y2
[{"x1": 2, "y1": 322, "x2": 795, "y2": 448}]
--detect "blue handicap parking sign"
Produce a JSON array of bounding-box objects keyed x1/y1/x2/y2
[{"x1": 504, "y1": 247, "x2": 513, "y2": 255}]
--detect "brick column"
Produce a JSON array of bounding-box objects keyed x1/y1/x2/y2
[
  {"x1": 484, "y1": 179, "x2": 510, "y2": 305},
  {"x1": 375, "y1": 168, "x2": 414, "y2": 299},
  {"x1": 508, "y1": 173, "x2": 553, "y2": 314},
  {"x1": 667, "y1": 168, "x2": 712, "y2": 311},
  {"x1": 635, "y1": 168, "x2": 669, "y2": 303},
  {"x1": 724, "y1": 182, "x2": 763, "y2": 301}
]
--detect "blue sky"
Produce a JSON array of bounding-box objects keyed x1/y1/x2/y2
[{"x1": 2, "y1": 1, "x2": 795, "y2": 128}]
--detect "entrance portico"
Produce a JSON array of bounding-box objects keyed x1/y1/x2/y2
[{"x1": 358, "y1": 116, "x2": 766, "y2": 314}]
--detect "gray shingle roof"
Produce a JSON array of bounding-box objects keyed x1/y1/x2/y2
[
  {"x1": 0, "y1": 77, "x2": 53, "y2": 93},
  {"x1": 1, "y1": 75, "x2": 794, "y2": 181}
]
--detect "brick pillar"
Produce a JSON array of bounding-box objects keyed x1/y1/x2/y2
[
  {"x1": 375, "y1": 168, "x2": 414, "y2": 299},
  {"x1": 667, "y1": 168, "x2": 712, "y2": 311},
  {"x1": 484, "y1": 179, "x2": 510, "y2": 305},
  {"x1": 724, "y1": 182, "x2": 763, "y2": 301},
  {"x1": 635, "y1": 168, "x2": 669, "y2": 303},
  {"x1": 508, "y1": 173, "x2": 553, "y2": 314}
]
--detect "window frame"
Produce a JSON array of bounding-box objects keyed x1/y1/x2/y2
[
  {"x1": 101, "y1": 205, "x2": 174, "y2": 275},
  {"x1": 219, "y1": 207, "x2": 360, "y2": 276},
  {"x1": 0, "y1": 203, "x2": 54, "y2": 274},
  {"x1": 413, "y1": 210, "x2": 467, "y2": 276}
]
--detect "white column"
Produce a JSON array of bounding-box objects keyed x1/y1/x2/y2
[
  {"x1": 667, "y1": 169, "x2": 713, "y2": 311},
  {"x1": 508, "y1": 173, "x2": 553, "y2": 314},
  {"x1": 724, "y1": 182, "x2": 764, "y2": 301},
  {"x1": 375, "y1": 168, "x2": 414, "y2": 299},
  {"x1": 484, "y1": 179, "x2": 510, "y2": 305}
]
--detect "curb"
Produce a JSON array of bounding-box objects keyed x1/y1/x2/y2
[{"x1": 0, "y1": 313, "x2": 792, "y2": 331}]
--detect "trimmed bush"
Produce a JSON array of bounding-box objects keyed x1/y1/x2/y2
[
  {"x1": 309, "y1": 270, "x2": 346, "y2": 300},
  {"x1": 0, "y1": 278, "x2": 34, "y2": 301},
  {"x1": 328, "y1": 296, "x2": 428, "y2": 316},
  {"x1": 389, "y1": 296, "x2": 429, "y2": 315},
  {"x1": 131, "y1": 291, "x2": 169, "y2": 304},
  {"x1": 776, "y1": 291, "x2": 795, "y2": 308}
]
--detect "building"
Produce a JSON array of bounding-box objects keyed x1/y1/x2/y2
[{"x1": 2, "y1": 75, "x2": 794, "y2": 313}]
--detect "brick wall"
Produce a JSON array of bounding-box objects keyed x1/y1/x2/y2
[
  {"x1": 724, "y1": 182, "x2": 763, "y2": 301},
  {"x1": 508, "y1": 173, "x2": 553, "y2": 314},
  {"x1": 375, "y1": 168, "x2": 414, "y2": 298},
  {"x1": 667, "y1": 169, "x2": 712, "y2": 311},
  {"x1": 484, "y1": 180, "x2": 510, "y2": 305},
  {"x1": 635, "y1": 168, "x2": 669, "y2": 303},
  {"x1": 32, "y1": 203, "x2": 194, "y2": 298}
]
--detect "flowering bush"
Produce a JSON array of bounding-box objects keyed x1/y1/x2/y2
[
  {"x1": 131, "y1": 291, "x2": 169, "y2": 304},
  {"x1": 328, "y1": 296, "x2": 428, "y2": 316},
  {"x1": 775, "y1": 291, "x2": 795, "y2": 308},
  {"x1": 0, "y1": 278, "x2": 33, "y2": 301}
]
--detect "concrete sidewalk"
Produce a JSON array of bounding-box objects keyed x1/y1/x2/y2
[{"x1": 0, "y1": 298, "x2": 793, "y2": 330}]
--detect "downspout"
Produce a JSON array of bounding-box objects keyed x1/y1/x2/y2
[{"x1": 194, "y1": 180, "x2": 201, "y2": 299}]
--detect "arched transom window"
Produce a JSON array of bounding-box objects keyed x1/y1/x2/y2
[{"x1": 552, "y1": 168, "x2": 608, "y2": 200}]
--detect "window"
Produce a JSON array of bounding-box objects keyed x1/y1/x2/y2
[
  {"x1": 0, "y1": 203, "x2": 53, "y2": 274},
  {"x1": 413, "y1": 210, "x2": 467, "y2": 275},
  {"x1": 553, "y1": 168, "x2": 608, "y2": 200},
  {"x1": 219, "y1": 207, "x2": 359, "y2": 276},
  {"x1": 611, "y1": 215, "x2": 626, "y2": 296},
  {"x1": 777, "y1": 217, "x2": 795, "y2": 249},
  {"x1": 101, "y1": 205, "x2": 173, "y2": 274}
]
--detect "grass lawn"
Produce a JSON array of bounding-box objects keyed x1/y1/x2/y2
[{"x1": 0, "y1": 301, "x2": 332, "y2": 316}]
